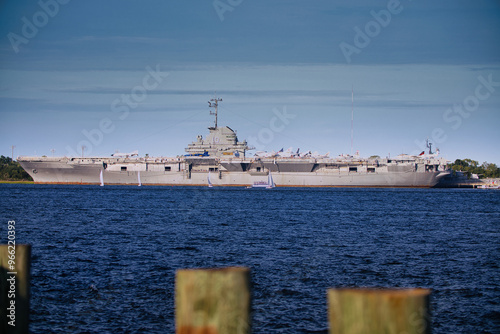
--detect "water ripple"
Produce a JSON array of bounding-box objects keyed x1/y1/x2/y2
[{"x1": 0, "y1": 185, "x2": 498, "y2": 333}]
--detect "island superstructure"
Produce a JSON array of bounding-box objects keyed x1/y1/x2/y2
[{"x1": 18, "y1": 97, "x2": 450, "y2": 187}]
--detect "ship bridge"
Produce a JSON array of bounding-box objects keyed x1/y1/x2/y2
[
  {"x1": 184, "y1": 96, "x2": 253, "y2": 157},
  {"x1": 185, "y1": 126, "x2": 251, "y2": 157}
]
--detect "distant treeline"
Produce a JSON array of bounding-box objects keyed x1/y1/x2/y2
[
  {"x1": 0, "y1": 156, "x2": 33, "y2": 181},
  {"x1": 450, "y1": 159, "x2": 500, "y2": 178}
]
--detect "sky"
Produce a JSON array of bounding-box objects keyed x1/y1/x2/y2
[{"x1": 1, "y1": 0, "x2": 499, "y2": 164}]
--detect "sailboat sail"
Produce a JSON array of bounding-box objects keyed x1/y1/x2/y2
[
  {"x1": 208, "y1": 171, "x2": 213, "y2": 187},
  {"x1": 250, "y1": 171, "x2": 276, "y2": 188},
  {"x1": 267, "y1": 172, "x2": 275, "y2": 188},
  {"x1": 138, "y1": 171, "x2": 142, "y2": 187},
  {"x1": 100, "y1": 170, "x2": 104, "y2": 186}
]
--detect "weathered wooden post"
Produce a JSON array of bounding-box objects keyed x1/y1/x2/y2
[
  {"x1": 327, "y1": 288, "x2": 431, "y2": 334},
  {"x1": 0, "y1": 244, "x2": 31, "y2": 334},
  {"x1": 175, "y1": 267, "x2": 251, "y2": 334}
]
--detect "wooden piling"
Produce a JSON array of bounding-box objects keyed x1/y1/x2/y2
[
  {"x1": 175, "y1": 267, "x2": 251, "y2": 334},
  {"x1": 0, "y1": 244, "x2": 31, "y2": 334},
  {"x1": 327, "y1": 288, "x2": 431, "y2": 334}
]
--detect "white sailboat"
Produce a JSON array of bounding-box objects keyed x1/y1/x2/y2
[
  {"x1": 138, "y1": 171, "x2": 142, "y2": 187},
  {"x1": 249, "y1": 171, "x2": 276, "y2": 189},
  {"x1": 208, "y1": 171, "x2": 213, "y2": 188},
  {"x1": 266, "y1": 171, "x2": 275, "y2": 189},
  {"x1": 100, "y1": 170, "x2": 104, "y2": 186}
]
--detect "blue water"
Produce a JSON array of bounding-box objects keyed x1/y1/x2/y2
[{"x1": 1, "y1": 185, "x2": 499, "y2": 333}]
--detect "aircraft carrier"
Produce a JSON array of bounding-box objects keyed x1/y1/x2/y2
[{"x1": 18, "y1": 97, "x2": 450, "y2": 187}]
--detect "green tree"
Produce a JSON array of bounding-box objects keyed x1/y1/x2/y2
[
  {"x1": 482, "y1": 162, "x2": 500, "y2": 178},
  {"x1": 450, "y1": 158, "x2": 500, "y2": 179},
  {"x1": 0, "y1": 155, "x2": 33, "y2": 181}
]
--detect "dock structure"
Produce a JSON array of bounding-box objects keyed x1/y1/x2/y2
[
  {"x1": 436, "y1": 178, "x2": 499, "y2": 188},
  {"x1": 478, "y1": 178, "x2": 500, "y2": 188},
  {"x1": 328, "y1": 288, "x2": 431, "y2": 334},
  {"x1": 175, "y1": 267, "x2": 251, "y2": 334},
  {"x1": 175, "y1": 266, "x2": 432, "y2": 334}
]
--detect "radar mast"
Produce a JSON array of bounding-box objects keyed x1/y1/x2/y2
[
  {"x1": 208, "y1": 94, "x2": 222, "y2": 129},
  {"x1": 426, "y1": 139, "x2": 433, "y2": 154}
]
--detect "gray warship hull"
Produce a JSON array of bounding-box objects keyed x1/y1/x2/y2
[{"x1": 18, "y1": 156, "x2": 449, "y2": 187}]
